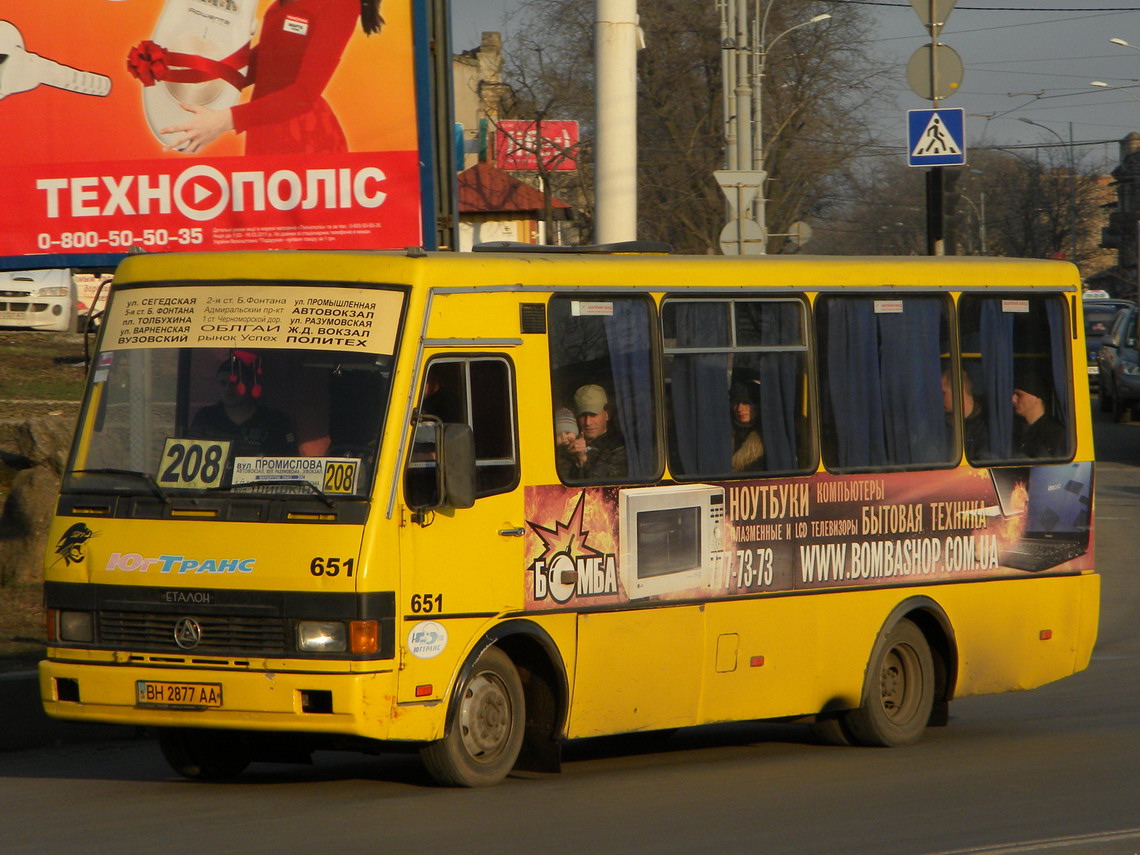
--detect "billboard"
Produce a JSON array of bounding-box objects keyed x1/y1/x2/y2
[
  {"x1": 495, "y1": 120, "x2": 578, "y2": 172},
  {"x1": 0, "y1": 0, "x2": 424, "y2": 257}
]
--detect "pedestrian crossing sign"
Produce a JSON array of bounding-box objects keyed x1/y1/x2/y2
[{"x1": 907, "y1": 108, "x2": 966, "y2": 167}]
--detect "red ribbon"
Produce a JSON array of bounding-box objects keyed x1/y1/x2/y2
[{"x1": 127, "y1": 40, "x2": 250, "y2": 91}]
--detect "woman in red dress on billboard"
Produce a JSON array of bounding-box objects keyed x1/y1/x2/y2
[{"x1": 157, "y1": 0, "x2": 383, "y2": 155}]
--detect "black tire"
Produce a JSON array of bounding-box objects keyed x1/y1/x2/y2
[
  {"x1": 808, "y1": 714, "x2": 852, "y2": 746},
  {"x1": 843, "y1": 619, "x2": 935, "y2": 748},
  {"x1": 156, "y1": 728, "x2": 251, "y2": 780},
  {"x1": 421, "y1": 646, "x2": 525, "y2": 787}
]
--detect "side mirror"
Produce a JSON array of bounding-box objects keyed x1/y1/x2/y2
[{"x1": 405, "y1": 419, "x2": 476, "y2": 514}]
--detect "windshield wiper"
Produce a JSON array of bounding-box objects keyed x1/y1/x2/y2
[
  {"x1": 70, "y1": 468, "x2": 169, "y2": 502},
  {"x1": 220, "y1": 479, "x2": 336, "y2": 508}
]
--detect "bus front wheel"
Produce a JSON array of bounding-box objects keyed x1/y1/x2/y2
[
  {"x1": 421, "y1": 646, "x2": 525, "y2": 787},
  {"x1": 844, "y1": 619, "x2": 934, "y2": 748},
  {"x1": 156, "y1": 728, "x2": 251, "y2": 780}
]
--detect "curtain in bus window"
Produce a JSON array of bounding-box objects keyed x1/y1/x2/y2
[
  {"x1": 878, "y1": 300, "x2": 947, "y2": 464},
  {"x1": 739, "y1": 302, "x2": 801, "y2": 471},
  {"x1": 1046, "y1": 299, "x2": 1070, "y2": 430},
  {"x1": 605, "y1": 301, "x2": 656, "y2": 478},
  {"x1": 669, "y1": 302, "x2": 733, "y2": 474},
  {"x1": 980, "y1": 300, "x2": 1014, "y2": 459},
  {"x1": 826, "y1": 299, "x2": 887, "y2": 466},
  {"x1": 825, "y1": 297, "x2": 947, "y2": 468}
]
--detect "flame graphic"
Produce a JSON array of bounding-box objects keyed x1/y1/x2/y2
[{"x1": 527, "y1": 491, "x2": 602, "y2": 565}]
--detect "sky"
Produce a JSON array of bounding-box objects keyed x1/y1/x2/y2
[{"x1": 450, "y1": 1, "x2": 1140, "y2": 172}]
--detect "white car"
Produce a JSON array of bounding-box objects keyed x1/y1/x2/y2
[{"x1": 0, "y1": 268, "x2": 76, "y2": 331}]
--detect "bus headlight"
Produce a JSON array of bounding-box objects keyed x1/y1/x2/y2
[
  {"x1": 35, "y1": 286, "x2": 70, "y2": 297},
  {"x1": 296, "y1": 621, "x2": 346, "y2": 652},
  {"x1": 58, "y1": 611, "x2": 94, "y2": 642}
]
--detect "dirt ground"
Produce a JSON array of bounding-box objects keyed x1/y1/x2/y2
[{"x1": 0, "y1": 331, "x2": 88, "y2": 670}]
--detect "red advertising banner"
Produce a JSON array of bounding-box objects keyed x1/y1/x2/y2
[
  {"x1": 523, "y1": 464, "x2": 1094, "y2": 610},
  {"x1": 0, "y1": 0, "x2": 422, "y2": 257},
  {"x1": 495, "y1": 120, "x2": 578, "y2": 172}
]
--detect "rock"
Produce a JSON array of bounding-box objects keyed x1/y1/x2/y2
[{"x1": 0, "y1": 414, "x2": 78, "y2": 586}]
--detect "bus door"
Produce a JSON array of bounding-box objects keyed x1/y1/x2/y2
[{"x1": 396, "y1": 354, "x2": 524, "y2": 703}]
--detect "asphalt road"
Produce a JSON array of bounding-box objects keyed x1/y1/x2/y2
[{"x1": 2, "y1": 404, "x2": 1137, "y2": 855}]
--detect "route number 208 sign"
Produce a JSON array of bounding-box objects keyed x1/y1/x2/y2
[{"x1": 157, "y1": 438, "x2": 230, "y2": 489}]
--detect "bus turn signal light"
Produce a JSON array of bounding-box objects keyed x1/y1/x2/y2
[{"x1": 350, "y1": 620, "x2": 379, "y2": 654}]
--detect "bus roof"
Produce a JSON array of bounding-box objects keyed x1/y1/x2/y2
[{"x1": 110, "y1": 249, "x2": 1081, "y2": 292}]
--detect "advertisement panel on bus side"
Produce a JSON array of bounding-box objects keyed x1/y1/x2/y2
[
  {"x1": 0, "y1": 0, "x2": 423, "y2": 257},
  {"x1": 524, "y1": 463, "x2": 1095, "y2": 610}
]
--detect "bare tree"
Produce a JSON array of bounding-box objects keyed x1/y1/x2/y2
[
  {"x1": 813, "y1": 147, "x2": 1111, "y2": 273},
  {"x1": 505, "y1": 0, "x2": 888, "y2": 253}
]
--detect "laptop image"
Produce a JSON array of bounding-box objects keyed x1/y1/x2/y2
[{"x1": 995, "y1": 462, "x2": 1092, "y2": 572}]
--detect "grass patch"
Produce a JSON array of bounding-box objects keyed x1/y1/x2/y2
[{"x1": 0, "y1": 332, "x2": 88, "y2": 402}]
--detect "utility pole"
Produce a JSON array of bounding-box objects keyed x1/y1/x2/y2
[{"x1": 594, "y1": 0, "x2": 640, "y2": 243}]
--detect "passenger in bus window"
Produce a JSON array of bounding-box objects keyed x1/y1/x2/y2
[
  {"x1": 1012, "y1": 371, "x2": 1065, "y2": 458},
  {"x1": 730, "y1": 381, "x2": 766, "y2": 472},
  {"x1": 564, "y1": 384, "x2": 628, "y2": 480},
  {"x1": 553, "y1": 407, "x2": 578, "y2": 481},
  {"x1": 190, "y1": 351, "x2": 295, "y2": 457},
  {"x1": 942, "y1": 368, "x2": 990, "y2": 460}
]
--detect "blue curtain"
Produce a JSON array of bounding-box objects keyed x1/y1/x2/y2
[
  {"x1": 670, "y1": 303, "x2": 733, "y2": 474},
  {"x1": 825, "y1": 298, "x2": 946, "y2": 468},
  {"x1": 605, "y1": 300, "x2": 656, "y2": 478},
  {"x1": 878, "y1": 300, "x2": 948, "y2": 464},
  {"x1": 1046, "y1": 298, "x2": 1069, "y2": 429},
  {"x1": 826, "y1": 299, "x2": 887, "y2": 467},
  {"x1": 751, "y1": 302, "x2": 801, "y2": 471},
  {"x1": 980, "y1": 299, "x2": 1014, "y2": 459}
]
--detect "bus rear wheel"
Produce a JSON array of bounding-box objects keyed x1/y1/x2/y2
[
  {"x1": 421, "y1": 646, "x2": 525, "y2": 787},
  {"x1": 843, "y1": 619, "x2": 934, "y2": 747},
  {"x1": 156, "y1": 728, "x2": 251, "y2": 780}
]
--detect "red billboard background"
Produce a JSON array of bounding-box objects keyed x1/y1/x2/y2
[
  {"x1": 0, "y1": 0, "x2": 423, "y2": 256},
  {"x1": 495, "y1": 120, "x2": 579, "y2": 172}
]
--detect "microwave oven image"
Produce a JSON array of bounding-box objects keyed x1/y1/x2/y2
[{"x1": 618, "y1": 484, "x2": 726, "y2": 599}]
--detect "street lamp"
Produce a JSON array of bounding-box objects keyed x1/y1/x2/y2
[
  {"x1": 750, "y1": 7, "x2": 830, "y2": 252},
  {"x1": 1018, "y1": 117, "x2": 1078, "y2": 263},
  {"x1": 718, "y1": 2, "x2": 828, "y2": 255},
  {"x1": 960, "y1": 193, "x2": 986, "y2": 255},
  {"x1": 1091, "y1": 80, "x2": 1140, "y2": 103}
]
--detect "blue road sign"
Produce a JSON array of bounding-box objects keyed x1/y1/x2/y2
[{"x1": 907, "y1": 108, "x2": 966, "y2": 167}]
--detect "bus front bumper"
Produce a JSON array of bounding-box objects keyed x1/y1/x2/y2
[{"x1": 39, "y1": 656, "x2": 441, "y2": 742}]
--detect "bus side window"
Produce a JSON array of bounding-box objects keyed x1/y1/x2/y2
[
  {"x1": 817, "y1": 294, "x2": 954, "y2": 470},
  {"x1": 405, "y1": 357, "x2": 518, "y2": 504},
  {"x1": 548, "y1": 295, "x2": 660, "y2": 484},
  {"x1": 662, "y1": 298, "x2": 811, "y2": 478},
  {"x1": 958, "y1": 294, "x2": 1073, "y2": 462}
]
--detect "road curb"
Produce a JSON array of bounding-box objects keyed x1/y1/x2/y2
[{"x1": 0, "y1": 669, "x2": 133, "y2": 752}]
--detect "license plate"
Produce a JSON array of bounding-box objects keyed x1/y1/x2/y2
[
  {"x1": 136, "y1": 681, "x2": 223, "y2": 708},
  {"x1": 0, "y1": 310, "x2": 27, "y2": 319},
  {"x1": 1088, "y1": 366, "x2": 1098, "y2": 375}
]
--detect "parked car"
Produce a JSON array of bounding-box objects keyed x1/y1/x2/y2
[
  {"x1": 0, "y1": 268, "x2": 76, "y2": 331},
  {"x1": 1083, "y1": 299, "x2": 1134, "y2": 391},
  {"x1": 1097, "y1": 304, "x2": 1140, "y2": 421}
]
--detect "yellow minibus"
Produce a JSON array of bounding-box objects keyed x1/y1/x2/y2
[{"x1": 40, "y1": 247, "x2": 1098, "y2": 785}]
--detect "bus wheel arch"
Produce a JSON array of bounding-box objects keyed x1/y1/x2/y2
[
  {"x1": 422, "y1": 620, "x2": 568, "y2": 786},
  {"x1": 849, "y1": 598, "x2": 956, "y2": 746}
]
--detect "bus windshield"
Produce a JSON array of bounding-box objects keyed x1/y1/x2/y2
[{"x1": 66, "y1": 345, "x2": 393, "y2": 499}]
